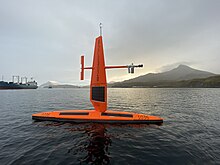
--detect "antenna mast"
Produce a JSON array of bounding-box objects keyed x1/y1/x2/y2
[{"x1": 99, "y1": 23, "x2": 102, "y2": 36}]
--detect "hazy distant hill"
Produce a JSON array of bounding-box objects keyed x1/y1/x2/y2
[
  {"x1": 40, "y1": 81, "x2": 60, "y2": 88},
  {"x1": 111, "y1": 65, "x2": 219, "y2": 88},
  {"x1": 40, "y1": 81, "x2": 79, "y2": 88}
]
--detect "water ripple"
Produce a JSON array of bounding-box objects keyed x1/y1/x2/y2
[{"x1": 0, "y1": 88, "x2": 220, "y2": 164}]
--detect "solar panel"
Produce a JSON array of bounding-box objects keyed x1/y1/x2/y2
[{"x1": 92, "y1": 86, "x2": 105, "y2": 102}]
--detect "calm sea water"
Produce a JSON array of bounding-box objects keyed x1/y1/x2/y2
[{"x1": 0, "y1": 88, "x2": 220, "y2": 165}]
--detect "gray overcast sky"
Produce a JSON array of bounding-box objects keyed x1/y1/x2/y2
[{"x1": 0, "y1": 0, "x2": 220, "y2": 85}]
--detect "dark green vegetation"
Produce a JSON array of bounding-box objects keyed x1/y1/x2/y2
[
  {"x1": 110, "y1": 65, "x2": 220, "y2": 88},
  {"x1": 111, "y1": 75, "x2": 220, "y2": 88}
]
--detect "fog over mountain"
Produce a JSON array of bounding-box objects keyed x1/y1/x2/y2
[
  {"x1": 40, "y1": 81, "x2": 60, "y2": 88},
  {"x1": 40, "y1": 81, "x2": 79, "y2": 88}
]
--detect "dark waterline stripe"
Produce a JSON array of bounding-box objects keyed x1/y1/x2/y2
[
  {"x1": 59, "y1": 112, "x2": 89, "y2": 115},
  {"x1": 32, "y1": 116, "x2": 163, "y2": 125},
  {"x1": 101, "y1": 113, "x2": 133, "y2": 118}
]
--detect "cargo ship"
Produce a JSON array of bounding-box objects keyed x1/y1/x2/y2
[{"x1": 0, "y1": 76, "x2": 38, "y2": 89}]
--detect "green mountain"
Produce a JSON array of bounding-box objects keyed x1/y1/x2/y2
[
  {"x1": 111, "y1": 65, "x2": 219, "y2": 88},
  {"x1": 124, "y1": 65, "x2": 215, "y2": 82}
]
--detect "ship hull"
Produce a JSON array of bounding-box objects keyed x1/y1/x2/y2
[
  {"x1": 0, "y1": 86, "x2": 38, "y2": 89},
  {"x1": 0, "y1": 81, "x2": 38, "y2": 90}
]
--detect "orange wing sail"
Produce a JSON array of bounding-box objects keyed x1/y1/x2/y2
[
  {"x1": 80, "y1": 35, "x2": 143, "y2": 113},
  {"x1": 90, "y1": 36, "x2": 107, "y2": 112}
]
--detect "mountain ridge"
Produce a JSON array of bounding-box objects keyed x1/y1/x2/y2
[
  {"x1": 110, "y1": 65, "x2": 219, "y2": 88},
  {"x1": 122, "y1": 65, "x2": 216, "y2": 83}
]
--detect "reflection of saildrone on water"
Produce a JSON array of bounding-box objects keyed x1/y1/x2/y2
[{"x1": 68, "y1": 124, "x2": 111, "y2": 164}]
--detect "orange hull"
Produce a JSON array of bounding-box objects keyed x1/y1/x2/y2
[{"x1": 32, "y1": 110, "x2": 163, "y2": 125}]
